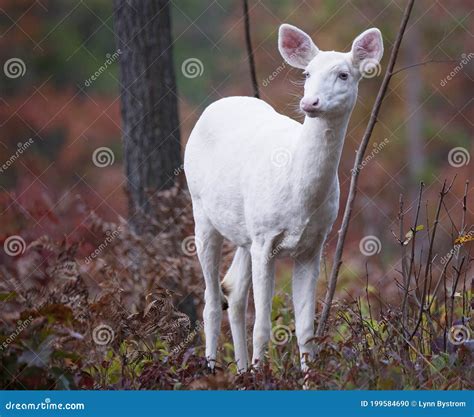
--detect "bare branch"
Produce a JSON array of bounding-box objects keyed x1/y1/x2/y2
[
  {"x1": 391, "y1": 59, "x2": 456, "y2": 76},
  {"x1": 242, "y1": 0, "x2": 260, "y2": 98},
  {"x1": 316, "y1": 0, "x2": 416, "y2": 337},
  {"x1": 410, "y1": 180, "x2": 449, "y2": 339}
]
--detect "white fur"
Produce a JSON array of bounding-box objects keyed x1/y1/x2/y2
[{"x1": 184, "y1": 24, "x2": 383, "y2": 371}]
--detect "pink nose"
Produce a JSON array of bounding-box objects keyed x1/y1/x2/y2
[{"x1": 300, "y1": 97, "x2": 320, "y2": 112}]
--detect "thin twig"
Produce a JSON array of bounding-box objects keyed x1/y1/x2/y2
[
  {"x1": 242, "y1": 0, "x2": 260, "y2": 98},
  {"x1": 450, "y1": 257, "x2": 465, "y2": 328},
  {"x1": 365, "y1": 262, "x2": 373, "y2": 325},
  {"x1": 460, "y1": 181, "x2": 469, "y2": 320},
  {"x1": 316, "y1": 0, "x2": 416, "y2": 337},
  {"x1": 402, "y1": 183, "x2": 424, "y2": 337},
  {"x1": 407, "y1": 183, "x2": 424, "y2": 287},
  {"x1": 398, "y1": 194, "x2": 410, "y2": 336},
  {"x1": 410, "y1": 180, "x2": 451, "y2": 339},
  {"x1": 391, "y1": 59, "x2": 456, "y2": 76},
  {"x1": 427, "y1": 252, "x2": 453, "y2": 312}
]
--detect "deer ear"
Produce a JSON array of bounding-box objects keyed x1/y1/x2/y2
[
  {"x1": 351, "y1": 28, "x2": 384, "y2": 67},
  {"x1": 278, "y1": 24, "x2": 319, "y2": 69}
]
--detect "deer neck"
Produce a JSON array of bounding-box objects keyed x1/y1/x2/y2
[{"x1": 292, "y1": 113, "x2": 351, "y2": 199}]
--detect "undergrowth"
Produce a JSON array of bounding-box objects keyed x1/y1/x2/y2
[{"x1": 0, "y1": 184, "x2": 472, "y2": 390}]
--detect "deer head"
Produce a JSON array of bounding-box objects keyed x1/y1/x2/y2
[{"x1": 278, "y1": 24, "x2": 383, "y2": 118}]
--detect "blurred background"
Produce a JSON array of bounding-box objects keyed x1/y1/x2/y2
[
  {"x1": 0, "y1": 0, "x2": 472, "y2": 390},
  {"x1": 0, "y1": 0, "x2": 472, "y2": 298}
]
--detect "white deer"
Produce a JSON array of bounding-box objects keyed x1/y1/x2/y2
[{"x1": 184, "y1": 24, "x2": 383, "y2": 371}]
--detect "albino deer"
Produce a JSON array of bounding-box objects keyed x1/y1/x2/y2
[{"x1": 184, "y1": 24, "x2": 383, "y2": 371}]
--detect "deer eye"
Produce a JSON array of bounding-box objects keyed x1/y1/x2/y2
[
  {"x1": 338, "y1": 72, "x2": 349, "y2": 80},
  {"x1": 303, "y1": 71, "x2": 310, "y2": 79}
]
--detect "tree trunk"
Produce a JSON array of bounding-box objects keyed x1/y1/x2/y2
[{"x1": 113, "y1": 0, "x2": 181, "y2": 233}]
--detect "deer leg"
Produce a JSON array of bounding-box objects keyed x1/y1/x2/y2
[
  {"x1": 222, "y1": 247, "x2": 252, "y2": 372},
  {"x1": 194, "y1": 212, "x2": 223, "y2": 370},
  {"x1": 250, "y1": 240, "x2": 275, "y2": 367},
  {"x1": 292, "y1": 246, "x2": 322, "y2": 371}
]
